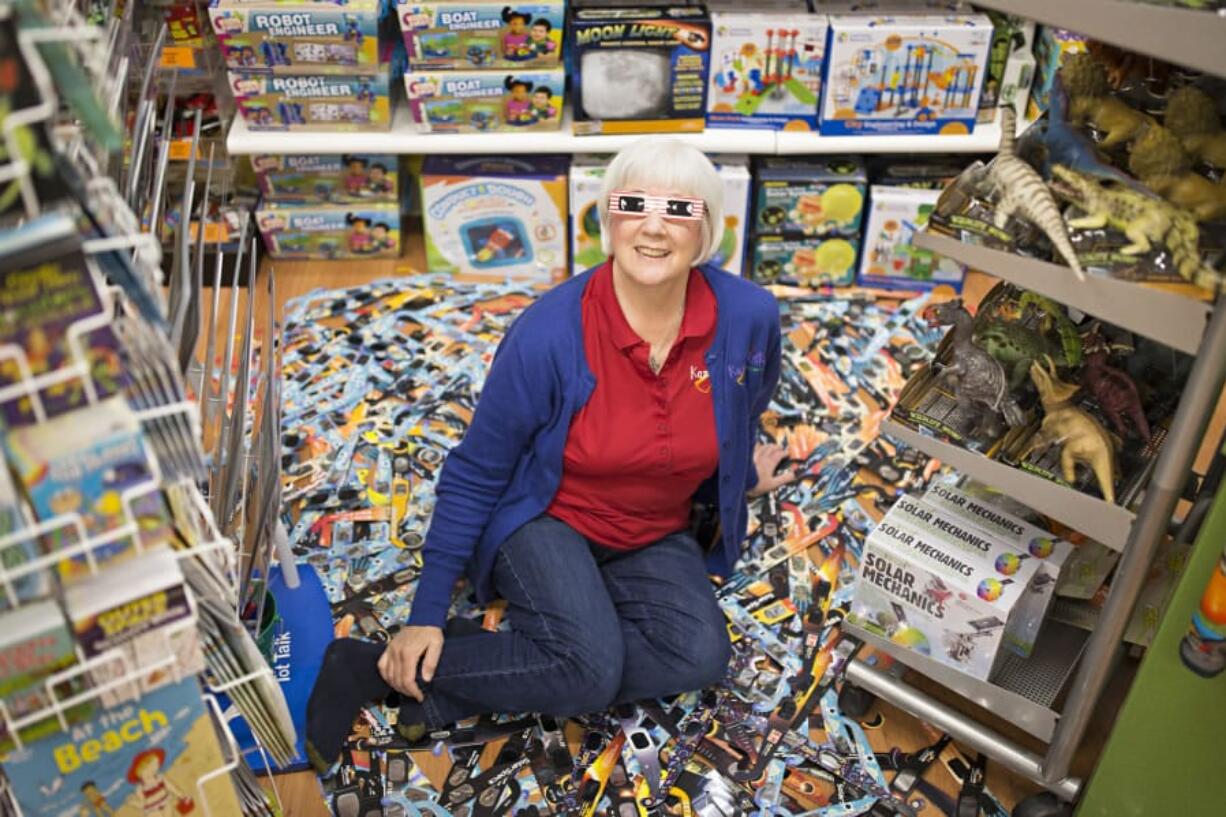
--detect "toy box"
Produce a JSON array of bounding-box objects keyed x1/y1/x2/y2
[
  {"x1": 396, "y1": 0, "x2": 565, "y2": 69},
  {"x1": 421, "y1": 155, "x2": 569, "y2": 283},
  {"x1": 751, "y1": 234, "x2": 859, "y2": 287},
  {"x1": 405, "y1": 68, "x2": 565, "y2": 133},
  {"x1": 752, "y1": 156, "x2": 867, "y2": 236},
  {"x1": 820, "y1": 11, "x2": 993, "y2": 136},
  {"x1": 848, "y1": 495, "x2": 1039, "y2": 681},
  {"x1": 569, "y1": 0, "x2": 712, "y2": 135},
  {"x1": 923, "y1": 482, "x2": 1071, "y2": 657},
  {"x1": 977, "y1": 11, "x2": 1035, "y2": 124},
  {"x1": 255, "y1": 203, "x2": 401, "y2": 258},
  {"x1": 230, "y1": 71, "x2": 392, "y2": 130},
  {"x1": 251, "y1": 153, "x2": 399, "y2": 203},
  {"x1": 1026, "y1": 26, "x2": 1088, "y2": 121},
  {"x1": 857, "y1": 185, "x2": 964, "y2": 291},
  {"x1": 706, "y1": 0, "x2": 827, "y2": 131},
  {"x1": 568, "y1": 153, "x2": 751, "y2": 275},
  {"x1": 209, "y1": 0, "x2": 382, "y2": 75}
]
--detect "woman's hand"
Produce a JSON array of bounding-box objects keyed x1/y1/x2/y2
[
  {"x1": 747, "y1": 442, "x2": 797, "y2": 499},
  {"x1": 378, "y1": 625, "x2": 444, "y2": 702}
]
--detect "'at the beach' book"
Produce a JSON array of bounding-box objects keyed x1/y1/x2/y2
[{"x1": 2, "y1": 673, "x2": 243, "y2": 817}]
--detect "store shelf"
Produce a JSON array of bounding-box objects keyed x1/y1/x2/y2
[
  {"x1": 971, "y1": 0, "x2": 1226, "y2": 79},
  {"x1": 915, "y1": 231, "x2": 1214, "y2": 356},
  {"x1": 226, "y1": 101, "x2": 1005, "y2": 157},
  {"x1": 883, "y1": 419, "x2": 1135, "y2": 550},
  {"x1": 844, "y1": 619, "x2": 1088, "y2": 743},
  {"x1": 774, "y1": 116, "x2": 1001, "y2": 155}
]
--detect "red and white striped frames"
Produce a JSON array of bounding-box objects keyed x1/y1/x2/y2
[{"x1": 608, "y1": 191, "x2": 706, "y2": 221}]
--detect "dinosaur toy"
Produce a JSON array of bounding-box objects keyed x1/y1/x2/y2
[
  {"x1": 1028, "y1": 79, "x2": 1146, "y2": 193},
  {"x1": 1050, "y1": 164, "x2": 1224, "y2": 293},
  {"x1": 974, "y1": 313, "x2": 1075, "y2": 389},
  {"x1": 1018, "y1": 291, "x2": 1083, "y2": 367},
  {"x1": 973, "y1": 107, "x2": 1085, "y2": 279},
  {"x1": 1068, "y1": 94, "x2": 1156, "y2": 149},
  {"x1": 1080, "y1": 328, "x2": 1150, "y2": 443},
  {"x1": 924, "y1": 299, "x2": 1025, "y2": 438},
  {"x1": 1128, "y1": 124, "x2": 1226, "y2": 222},
  {"x1": 1020, "y1": 357, "x2": 1117, "y2": 505},
  {"x1": 1164, "y1": 85, "x2": 1226, "y2": 172}
]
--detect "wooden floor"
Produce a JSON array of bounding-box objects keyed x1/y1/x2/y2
[{"x1": 237, "y1": 239, "x2": 1210, "y2": 816}]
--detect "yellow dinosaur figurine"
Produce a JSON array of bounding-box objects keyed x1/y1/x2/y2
[
  {"x1": 1068, "y1": 95, "x2": 1155, "y2": 148},
  {"x1": 1020, "y1": 357, "x2": 1118, "y2": 505}
]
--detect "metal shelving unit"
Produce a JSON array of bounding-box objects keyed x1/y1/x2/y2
[
  {"x1": 225, "y1": 100, "x2": 1005, "y2": 156},
  {"x1": 883, "y1": 419, "x2": 1135, "y2": 550},
  {"x1": 848, "y1": 7, "x2": 1226, "y2": 806},
  {"x1": 971, "y1": 0, "x2": 1226, "y2": 78},
  {"x1": 913, "y1": 231, "x2": 1212, "y2": 356}
]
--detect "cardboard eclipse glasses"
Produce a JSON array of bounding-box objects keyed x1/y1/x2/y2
[{"x1": 608, "y1": 191, "x2": 706, "y2": 221}]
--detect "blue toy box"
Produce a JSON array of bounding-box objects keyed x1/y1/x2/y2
[
  {"x1": 251, "y1": 154, "x2": 399, "y2": 203},
  {"x1": 256, "y1": 203, "x2": 401, "y2": 259},
  {"x1": 568, "y1": 0, "x2": 712, "y2": 135},
  {"x1": 819, "y1": 10, "x2": 992, "y2": 136},
  {"x1": 396, "y1": 0, "x2": 565, "y2": 70},
  {"x1": 706, "y1": 0, "x2": 827, "y2": 131},
  {"x1": 209, "y1": 0, "x2": 383, "y2": 75},
  {"x1": 230, "y1": 71, "x2": 392, "y2": 130},
  {"x1": 421, "y1": 155, "x2": 569, "y2": 284},
  {"x1": 405, "y1": 68, "x2": 565, "y2": 132}
]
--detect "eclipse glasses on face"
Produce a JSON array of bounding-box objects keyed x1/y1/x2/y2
[{"x1": 608, "y1": 191, "x2": 705, "y2": 221}]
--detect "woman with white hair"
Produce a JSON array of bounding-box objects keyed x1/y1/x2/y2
[{"x1": 307, "y1": 138, "x2": 794, "y2": 770}]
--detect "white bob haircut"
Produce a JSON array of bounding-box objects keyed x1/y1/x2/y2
[{"x1": 597, "y1": 137, "x2": 724, "y2": 266}]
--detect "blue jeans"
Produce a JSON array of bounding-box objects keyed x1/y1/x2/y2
[{"x1": 405, "y1": 515, "x2": 732, "y2": 727}]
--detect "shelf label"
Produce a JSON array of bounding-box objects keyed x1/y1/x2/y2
[
  {"x1": 168, "y1": 139, "x2": 198, "y2": 161},
  {"x1": 160, "y1": 46, "x2": 196, "y2": 70}
]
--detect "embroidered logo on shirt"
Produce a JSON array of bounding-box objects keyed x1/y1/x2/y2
[{"x1": 690, "y1": 365, "x2": 711, "y2": 393}]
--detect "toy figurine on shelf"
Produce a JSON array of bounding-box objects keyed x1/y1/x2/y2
[
  {"x1": 1080, "y1": 327, "x2": 1151, "y2": 443},
  {"x1": 1127, "y1": 124, "x2": 1226, "y2": 222},
  {"x1": 971, "y1": 107, "x2": 1085, "y2": 278},
  {"x1": 1050, "y1": 164, "x2": 1224, "y2": 293},
  {"x1": 974, "y1": 293, "x2": 1080, "y2": 389},
  {"x1": 1164, "y1": 85, "x2": 1226, "y2": 173},
  {"x1": 925, "y1": 299, "x2": 1026, "y2": 437},
  {"x1": 1021, "y1": 357, "x2": 1117, "y2": 505},
  {"x1": 1059, "y1": 53, "x2": 1155, "y2": 149}
]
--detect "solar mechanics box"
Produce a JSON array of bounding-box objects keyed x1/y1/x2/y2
[
  {"x1": 568, "y1": 0, "x2": 712, "y2": 135},
  {"x1": 850, "y1": 494, "x2": 1041, "y2": 681},
  {"x1": 923, "y1": 482, "x2": 1072, "y2": 657}
]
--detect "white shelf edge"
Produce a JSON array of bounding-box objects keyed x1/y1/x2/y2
[
  {"x1": 883, "y1": 418, "x2": 1134, "y2": 550},
  {"x1": 226, "y1": 102, "x2": 1005, "y2": 157},
  {"x1": 972, "y1": 0, "x2": 1226, "y2": 79},
  {"x1": 915, "y1": 231, "x2": 1213, "y2": 356}
]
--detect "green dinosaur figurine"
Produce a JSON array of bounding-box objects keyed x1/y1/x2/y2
[
  {"x1": 974, "y1": 317, "x2": 1070, "y2": 389},
  {"x1": 1050, "y1": 164, "x2": 1224, "y2": 293},
  {"x1": 1018, "y1": 291, "x2": 1083, "y2": 367}
]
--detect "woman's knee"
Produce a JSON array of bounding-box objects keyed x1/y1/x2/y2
[
  {"x1": 551, "y1": 640, "x2": 624, "y2": 716},
  {"x1": 682, "y1": 620, "x2": 733, "y2": 688}
]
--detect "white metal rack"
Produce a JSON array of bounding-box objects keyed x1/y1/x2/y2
[{"x1": 844, "y1": 9, "x2": 1226, "y2": 802}]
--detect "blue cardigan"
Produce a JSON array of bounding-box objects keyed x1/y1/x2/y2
[{"x1": 407, "y1": 263, "x2": 782, "y2": 629}]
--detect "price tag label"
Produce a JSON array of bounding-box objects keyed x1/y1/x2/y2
[
  {"x1": 160, "y1": 46, "x2": 196, "y2": 69},
  {"x1": 168, "y1": 139, "x2": 197, "y2": 161}
]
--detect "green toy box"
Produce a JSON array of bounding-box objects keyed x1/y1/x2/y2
[
  {"x1": 750, "y1": 234, "x2": 860, "y2": 287},
  {"x1": 421, "y1": 155, "x2": 569, "y2": 284},
  {"x1": 752, "y1": 155, "x2": 867, "y2": 237},
  {"x1": 255, "y1": 203, "x2": 401, "y2": 259}
]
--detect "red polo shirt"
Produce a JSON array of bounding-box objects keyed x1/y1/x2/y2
[{"x1": 546, "y1": 261, "x2": 719, "y2": 549}]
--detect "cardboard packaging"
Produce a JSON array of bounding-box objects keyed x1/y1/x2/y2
[
  {"x1": 251, "y1": 153, "x2": 399, "y2": 203},
  {"x1": 395, "y1": 0, "x2": 565, "y2": 70},
  {"x1": 255, "y1": 203, "x2": 401, "y2": 258},
  {"x1": 857, "y1": 185, "x2": 964, "y2": 291},
  {"x1": 405, "y1": 68, "x2": 565, "y2": 132},
  {"x1": 230, "y1": 71, "x2": 392, "y2": 131},
  {"x1": 210, "y1": 0, "x2": 383, "y2": 75}
]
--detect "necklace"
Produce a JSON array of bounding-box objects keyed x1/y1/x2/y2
[{"x1": 645, "y1": 300, "x2": 686, "y2": 376}]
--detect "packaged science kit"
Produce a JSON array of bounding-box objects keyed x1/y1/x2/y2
[
  {"x1": 849, "y1": 494, "x2": 1042, "y2": 681},
  {"x1": 255, "y1": 204, "x2": 401, "y2": 259},
  {"x1": 568, "y1": 153, "x2": 750, "y2": 275},
  {"x1": 751, "y1": 234, "x2": 860, "y2": 287},
  {"x1": 569, "y1": 0, "x2": 712, "y2": 135},
  {"x1": 209, "y1": 0, "x2": 382, "y2": 75},
  {"x1": 857, "y1": 185, "x2": 964, "y2": 291},
  {"x1": 752, "y1": 156, "x2": 867, "y2": 237},
  {"x1": 230, "y1": 71, "x2": 392, "y2": 130},
  {"x1": 820, "y1": 10, "x2": 993, "y2": 136},
  {"x1": 396, "y1": 1, "x2": 565, "y2": 69},
  {"x1": 421, "y1": 155, "x2": 569, "y2": 283},
  {"x1": 405, "y1": 68, "x2": 564, "y2": 133},
  {"x1": 706, "y1": 0, "x2": 826, "y2": 131},
  {"x1": 251, "y1": 154, "x2": 399, "y2": 203},
  {"x1": 923, "y1": 482, "x2": 1072, "y2": 657}
]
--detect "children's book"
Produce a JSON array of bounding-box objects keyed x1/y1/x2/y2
[
  {"x1": 2, "y1": 397, "x2": 173, "y2": 583},
  {"x1": 0, "y1": 213, "x2": 128, "y2": 427},
  {"x1": 65, "y1": 548, "x2": 203, "y2": 708},
  {"x1": 2, "y1": 673, "x2": 244, "y2": 817},
  {"x1": 0, "y1": 599, "x2": 88, "y2": 752},
  {"x1": 0, "y1": 451, "x2": 50, "y2": 611}
]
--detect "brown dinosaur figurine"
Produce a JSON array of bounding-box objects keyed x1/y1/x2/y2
[
  {"x1": 1068, "y1": 95, "x2": 1155, "y2": 148},
  {"x1": 1020, "y1": 358, "x2": 1118, "y2": 505},
  {"x1": 1080, "y1": 331, "x2": 1151, "y2": 443}
]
